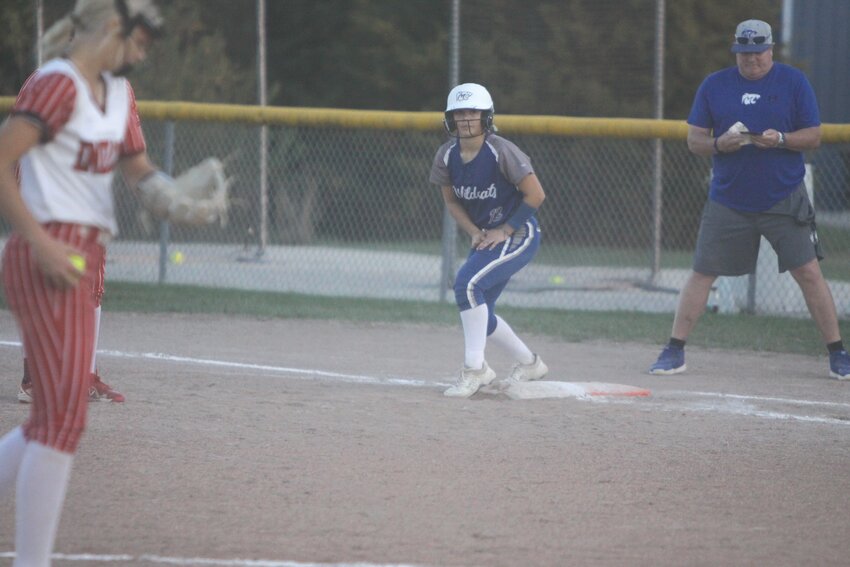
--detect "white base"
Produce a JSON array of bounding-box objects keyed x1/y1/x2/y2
[{"x1": 498, "y1": 380, "x2": 651, "y2": 400}]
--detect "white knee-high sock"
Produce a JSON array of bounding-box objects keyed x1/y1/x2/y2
[
  {"x1": 15, "y1": 442, "x2": 74, "y2": 567},
  {"x1": 91, "y1": 305, "x2": 102, "y2": 373},
  {"x1": 0, "y1": 427, "x2": 27, "y2": 500},
  {"x1": 459, "y1": 304, "x2": 489, "y2": 370},
  {"x1": 489, "y1": 315, "x2": 535, "y2": 365}
]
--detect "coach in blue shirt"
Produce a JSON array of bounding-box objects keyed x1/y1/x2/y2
[{"x1": 649, "y1": 19, "x2": 850, "y2": 380}]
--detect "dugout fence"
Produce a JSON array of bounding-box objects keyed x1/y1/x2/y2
[{"x1": 2, "y1": 98, "x2": 850, "y2": 317}]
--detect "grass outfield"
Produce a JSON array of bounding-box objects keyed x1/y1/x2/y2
[
  {"x1": 312, "y1": 230, "x2": 850, "y2": 279},
  {"x1": 83, "y1": 281, "x2": 849, "y2": 358}
]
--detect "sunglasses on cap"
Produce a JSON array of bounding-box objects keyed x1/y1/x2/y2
[{"x1": 736, "y1": 36, "x2": 768, "y2": 45}]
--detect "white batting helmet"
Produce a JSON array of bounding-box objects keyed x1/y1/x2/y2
[{"x1": 444, "y1": 83, "x2": 495, "y2": 135}]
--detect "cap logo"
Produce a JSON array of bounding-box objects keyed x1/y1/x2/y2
[
  {"x1": 740, "y1": 28, "x2": 759, "y2": 38},
  {"x1": 455, "y1": 91, "x2": 473, "y2": 102}
]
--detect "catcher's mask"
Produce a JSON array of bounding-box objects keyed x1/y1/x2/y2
[{"x1": 444, "y1": 83, "x2": 495, "y2": 138}]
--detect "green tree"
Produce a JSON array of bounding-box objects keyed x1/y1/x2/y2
[
  {"x1": 130, "y1": 1, "x2": 257, "y2": 102},
  {"x1": 0, "y1": 0, "x2": 794, "y2": 117},
  {"x1": 0, "y1": 0, "x2": 254, "y2": 103},
  {"x1": 455, "y1": 0, "x2": 780, "y2": 119},
  {"x1": 665, "y1": 0, "x2": 781, "y2": 118},
  {"x1": 0, "y1": 0, "x2": 38, "y2": 95}
]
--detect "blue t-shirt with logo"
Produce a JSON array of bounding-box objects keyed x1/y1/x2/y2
[
  {"x1": 429, "y1": 134, "x2": 534, "y2": 229},
  {"x1": 688, "y1": 62, "x2": 820, "y2": 211}
]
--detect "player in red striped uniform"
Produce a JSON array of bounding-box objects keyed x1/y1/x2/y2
[
  {"x1": 18, "y1": 256, "x2": 123, "y2": 403},
  {"x1": 0, "y1": 1, "x2": 227, "y2": 564},
  {"x1": 13, "y1": 0, "x2": 133, "y2": 406}
]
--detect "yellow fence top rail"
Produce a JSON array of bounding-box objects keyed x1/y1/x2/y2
[{"x1": 2, "y1": 96, "x2": 850, "y2": 142}]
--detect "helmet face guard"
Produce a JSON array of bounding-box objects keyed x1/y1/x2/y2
[
  {"x1": 444, "y1": 83, "x2": 495, "y2": 137},
  {"x1": 112, "y1": 0, "x2": 163, "y2": 75},
  {"x1": 115, "y1": 0, "x2": 164, "y2": 38},
  {"x1": 444, "y1": 110, "x2": 494, "y2": 137}
]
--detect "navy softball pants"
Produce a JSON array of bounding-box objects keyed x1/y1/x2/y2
[{"x1": 454, "y1": 217, "x2": 540, "y2": 334}]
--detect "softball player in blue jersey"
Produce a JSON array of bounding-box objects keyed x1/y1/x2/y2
[{"x1": 429, "y1": 83, "x2": 548, "y2": 398}]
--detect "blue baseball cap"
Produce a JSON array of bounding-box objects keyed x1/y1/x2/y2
[{"x1": 731, "y1": 20, "x2": 774, "y2": 53}]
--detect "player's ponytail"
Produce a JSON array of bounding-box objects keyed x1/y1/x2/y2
[
  {"x1": 41, "y1": 0, "x2": 114, "y2": 61},
  {"x1": 40, "y1": 15, "x2": 75, "y2": 61}
]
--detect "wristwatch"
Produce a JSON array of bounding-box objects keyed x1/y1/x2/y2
[{"x1": 777, "y1": 132, "x2": 786, "y2": 147}]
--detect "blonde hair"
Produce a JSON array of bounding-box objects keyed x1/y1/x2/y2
[
  {"x1": 41, "y1": 0, "x2": 162, "y2": 61},
  {"x1": 40, "y1": 16, "x2": 74, "y2": 61}
]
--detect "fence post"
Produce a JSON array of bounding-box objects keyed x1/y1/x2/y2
[
  {"x1": 439, "y1": 0, "x2": 461, "y2": 302},
  {"x1": 257, "y1": 0, "x2": 268, "y2": 258},
  {"x1": 650, "y1": 0, "x2": 665, "y2": 284},
  {"x1": 158, "y1": 121, "x2": 174, "y2": 284}
]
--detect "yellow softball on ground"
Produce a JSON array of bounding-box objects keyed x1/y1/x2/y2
[
  {"x1": 69, "y1": 254, "x2": 86, "y2": 273},
  {"x1": 170, "y1": 251, "x2": 185, "y2": 265},
  {"x1": 550, "y1": 275, "x2": 565, "y2": 285}
]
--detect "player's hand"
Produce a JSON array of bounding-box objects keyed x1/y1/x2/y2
[
  {"x1": 476, "y1": 226, "x2": 511, "y2": 250},
  {"x1": 471, "y1": 229, "x2": 486, "y2": 249},
  {"x1": 31, "y1": 239, "x2": 85, "y2": 289}
]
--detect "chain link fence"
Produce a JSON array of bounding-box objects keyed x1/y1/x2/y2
[{"x1": 3, "y1": 101, "x2": 850, "y2": 317}]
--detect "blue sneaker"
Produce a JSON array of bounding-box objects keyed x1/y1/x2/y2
[
  {"x1": 829, "y1": 350, "x2": 850, "y2": 380},
  {"x1": 649, "y1": 346, "x2": 686, "y2": 375}
]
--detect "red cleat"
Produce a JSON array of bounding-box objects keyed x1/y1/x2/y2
[{"x1": 90, "y1": 373, "x2": 125, "y2": 403}]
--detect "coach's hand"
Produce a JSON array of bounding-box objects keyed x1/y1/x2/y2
[
  {"x1": 750, "y1": 129, "x2": 783, "y2": 150},
  {"x1": 716, "y1": 131, "x2": 749, "y2": 154}
]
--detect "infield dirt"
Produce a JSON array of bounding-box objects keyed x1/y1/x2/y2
[{"x1": 1, "y1": 311, "x2": 849, "y2": 566}]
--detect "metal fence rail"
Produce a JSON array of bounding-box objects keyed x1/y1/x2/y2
[{"x1": 2, "y1": 99, "x2": 849, "y2": 317}]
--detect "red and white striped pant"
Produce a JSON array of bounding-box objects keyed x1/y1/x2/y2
[{"x1": 3, "y1": 223, "x2": 107, "y2": 453}]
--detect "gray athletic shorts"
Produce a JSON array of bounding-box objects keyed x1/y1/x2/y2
[{"x1": 693, "y1": 184, "x2": 822, "y2": 276}]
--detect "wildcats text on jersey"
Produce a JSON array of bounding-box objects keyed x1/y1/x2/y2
[{"x1": 454, "y1": 182, "x2": 497, "y2": 201}]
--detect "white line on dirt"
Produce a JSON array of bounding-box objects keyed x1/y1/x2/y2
[
  {"x1": 0, "y1": 340, "x2": 447, "y2": 389},
  {"x1": 0, "y1": 553, "x2": 426, "y2": 566},
  {"x1": 670, "y1": 402, "x2": 850, "y2": 426},
  {"x1": 103, "y1": 349, "x2": 451, "y2": 389},
  {"x1": 2, "y1": 340, "x2": 848, "y2": 426},
  {"x1": 685, "y1": 390, "x2": 850, "y2": 409}
]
